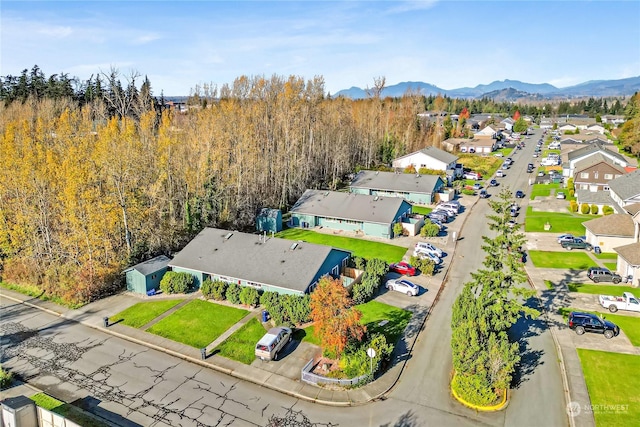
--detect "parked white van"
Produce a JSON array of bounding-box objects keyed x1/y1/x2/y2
[{"x1": 255, "y1": 327, "x2": 292, "y2": 361}]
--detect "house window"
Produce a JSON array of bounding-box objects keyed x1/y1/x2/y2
[
  {"x1": 604, "y1": 174, "x2": 613, "y2": 180},
  {"x1": 580, "y1": 172, "x2": 589, "y2": 179},
  {"x1": 594, "y1": 172, "x2": 598, "y2": 179},
  {"x1": 309, "y1": 281, "x2": 318, "y2": 292},
  {"x1": 151, "y1": 274, "x2": 156, "y2": 279},
  {"x1": 332, "y1": 265, "x2": 339, "y2": 276},
  {"x1": 247, "y1": 281, "x2": 262, "y2": 289},
  {"x1": 614, "y1": 174, "x2": 621, "y2": 178}
]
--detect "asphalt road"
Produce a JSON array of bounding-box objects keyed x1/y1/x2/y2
[{"x1": 0, "y1": 130, "x2": 568, "y2": 427}]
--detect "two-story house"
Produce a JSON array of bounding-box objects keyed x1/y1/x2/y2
[{"x1": 573, "y1": 154, "x2": 627, "y2": 192}]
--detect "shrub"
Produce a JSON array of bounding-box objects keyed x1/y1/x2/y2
[
  {"x1": 420, "y1": 223, "x2": 440, "y2": 237},
  {"x1": 159, "y1": 272, "x2": 194, "y2": 294},
  {"x1": 569, "y1": 200, "x2": 578, "y2": 212},
  {"x1": 0, "y1": 366, "x2": 13, "y2": 389},
  {"x1": 393, "y1": 222, "x2": 404, "y2": 237},
  {"x1": 567, "y1": 178, "x2": 574, "y2": 189},
  {"x1": 226, "y1": 283, "x2": 241, "y2": 304},
  {"x1": 352, "y1": 272, "x2": 380, "y2": 304},
  {"x1": 602, "y1": 205, "x2": 614, "y2": 215},
  {"x1": 352, "y1": 257, "x2": 366, "y2": 270},
  {"x1": 453, "y1": 373, "x2": 500, "y2": 406},
  {"x1": 403, "y1": 165, "x2": 416, "y2": 174},
  {"x1": 209, "y1": 280, "x2": 228, "y2": 300},
  {"x1": 282, "y1": 294, "x2": 311, "y2": 324},
  {"x1": 590, "y1": 204, "x2": 599, "y2": 215},
  {"x1": 462, "y1": 189, "x2": 475, "y2": 196},
  {"x1": 569, "y1": 189, "x2": 575, "y2": 198},
  {"x1": 409, "y1": 256, "x2": 435, "y2": 276},
  {"x1": 366, "y1": 258, "x2": 389, "y2": 277},
  {"x1": 580, "y1": 203, "x2": 590, "y2": 214},
  {"x1": 240, "y1": 286, "x2": 260, "y2": 307},
  {"x1": 200, "y1": 278, "x2": 214, "y2": 298}
]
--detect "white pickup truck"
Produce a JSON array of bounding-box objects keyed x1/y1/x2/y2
[{"x1": 598, "y1": 292, "x2": 640, "y2": 313}]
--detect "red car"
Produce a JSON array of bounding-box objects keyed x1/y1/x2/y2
[{"x1": 389, "y1": 262, "x2": 416, "y2": 276}]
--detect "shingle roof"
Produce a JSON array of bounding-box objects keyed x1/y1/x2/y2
[
  {"x1": 350, "y1": 171, "x2": 443, "y2": 195},
  {"x1": 573, "y1": 153, "x2": 627, "y2": 175},
  {"x1": 393, "y1": 146, "x2": 458, "y2": 165},
  {"x1": 126, "y1": 255, "x2": 171, "y2": 275},
  {"x1": 290, "y1": 189, "x2": 409, "y2": 225},
  {"x1": 567, "y1": 141, "x2": 627, "y2": 164},
  {"x1": 614, "y1": 242, "x2": 640, "y2": 266},
  {"x1": 575, "y1": 189, "x2": 616, "y2": 206},
  {"x1": 169, "y1": 228, "x2": 349, "y2": 293},
  {"x1": 608, "y1": 170, "x2": 640, "y2": 201},
  {"x1": 583, "y1": 214, "x2": 635, "y2": 237},
  {"x1": 623, "y1": 203, "x2": 640, "y2": 216}
]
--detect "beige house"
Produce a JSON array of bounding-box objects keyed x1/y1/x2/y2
[
  {"x1": 458, "y1": 137, "x2": 496, "y2": 154},
  {"x1": 583, "y1": 214, "x2": 635, "y2": 252},
  {"x1": 613, "y1": 204, "x2": 640, "y2": 287}
]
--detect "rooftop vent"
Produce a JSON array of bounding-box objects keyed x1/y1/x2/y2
[
  {"x1": 223, "y1": 232, "x2": 233, "y2": 240},
  {"x1": 289, "y1": 242, "x2": 299, "y2": 251},
  {"x1": 323, "y1": 191, "x2": 329, "y2": 196}
]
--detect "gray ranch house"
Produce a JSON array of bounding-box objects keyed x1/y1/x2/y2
[
  {"x1": 169, "y1": 228, "x2": 351, "y2": 295},
  {"x1": 349, "y1": 170, "x2": 445, "y2": 205},
  {"x1": 289, "y1": 189, "x2": 412, "y2": 239}
]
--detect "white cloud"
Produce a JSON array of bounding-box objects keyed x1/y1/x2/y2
[
  {"x1": 38, "y1": 25, "x2": 73, "y2": 38},
  {"x1": 386, "y1": 0, "x2": 439, "y2": 14},
  {"x1": 132, "y1": 33, "x2": 161, "y2": 45}
]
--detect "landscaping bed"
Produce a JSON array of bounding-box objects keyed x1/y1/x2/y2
[
  {"x1": 148, "y1": 300, "x2": 248, "y2": 348},
  {"x1": 30, "y1": 393, "x2": 109, "y2": 427},
  {"x1": 276, "y1": 228, "x2": 407, "y2": 263},
  {"x1": 109, "y1": 299, "x2": 184, "y2": 328},
  {"x1": 528, "y1": 250, "x2": 597, "y2": 269},
  {"x1": 577, "y1": 349, "x2": 640, "y2": 427}
]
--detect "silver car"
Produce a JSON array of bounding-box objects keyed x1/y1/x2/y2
[{"x1": 386, "y1": 279, "x2": 420, "y2": 296}]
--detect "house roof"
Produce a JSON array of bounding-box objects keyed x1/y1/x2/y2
[
  {"x1": 608, "y1": 170, "x2": 640, "y2": 201},
  {"x1": 169, "y1": 228, "x2": 349, "y2": 293},
  {"x1": 393, "y1": 146, "x2": 458, "y2": 165},
  {"x1": 583, "y1": 214, "x2": 635, "y2": 237},
  {"x1": 350, "y1": 170, "x2": 443, "y2": 195},
  {"x1": 290, "y1": 189, "x2": 409, "y2": 225},
  {"x1": 573, "y1": 153, "x2": 627, "y2": 175},
  {"x1": 614, "y1": 242, "x2": 640, "y2": 266},
  {"x1": 459, "y1": 138, "x2": 496, "y2": 147},
  {"x1": 575, "y1": 189, "x2": 617, "y2": 206},
  {"x1": 567, "y1": 141, "x2": 627, "y2": 164},
  {"x1": 125, "y1": 255, "x2": 171, "y2": 276},
  {"x1": 623, "y1": 202, "x2": 640, "y2": 216}
]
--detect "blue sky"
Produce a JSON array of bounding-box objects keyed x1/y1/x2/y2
[{"x1": 2, "y1": 1, "x2": 639, "y2": 96}]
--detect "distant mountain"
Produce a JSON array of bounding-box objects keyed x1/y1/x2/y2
[
  {"x1": 481, "y1": 88, "x2": 547, "y2": 102},
  {"x1": 333, "y1": 77, "x2": 640, "y2": 99}
]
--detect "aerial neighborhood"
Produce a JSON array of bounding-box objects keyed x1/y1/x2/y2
[{"x1": 2, "y1": 68, "x2": 640, "y2": 427}]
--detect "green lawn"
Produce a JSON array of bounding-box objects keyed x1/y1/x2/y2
[
  {"x1": 30, "y1": 393, "x2": 109, "y2": 427},
  {"x1": 604, "y1": 262, "x2": 618, "y2": 271},
  {"x1": 109, "y1": 299, "x2": 184, "y2": 328},
  {"x1": 213, "y1": 317, "x2": 267, "y2": 364},
  {"x1": 524, "y1": 206, "x2": 593, "y2": 234},
  {"x1": 529, "y1": 183, "x2": 560, "y2": 199},
  {"x1": 276, "y1": 228, "x2": 407, "y2": 263},
  {"x1": 148, "y1": 300, "x2": 248, "y2": 348},
  {"x1": 528, "y1": 250, "x2": 597, "y2": 269},
  {"x1": 594, "y1": 252, "x2": 618, "y2": 260},
  {"x1": 412, "y1": 205, "x2": 432, "y2": 215},
  {"x1": 559, "y1": 307, "x2": 640, "y2": 346},
  {"x1": 578, "y1": 349, "x2": 640, "y2": 427},
  {"x1": 568, "y1": 283, "x2": 636, "y2": 296},
  {"x1": 302, "y1": 300, "x2": 411, "y2": 346}
]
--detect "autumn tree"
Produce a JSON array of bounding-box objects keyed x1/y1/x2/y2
[
  {"x1": 310, "y1": 276, "x2": 365, "y2": 358},
  {"x1": 459, "y1": 107, "x2": 470, "y2": 119},
  {"x1": 512, "y1": 110, "x2": 521, "y2": 121}
]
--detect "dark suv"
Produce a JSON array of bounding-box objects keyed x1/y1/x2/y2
[
  {"x1": 588, "y1": 267, "x2": 622, "y2": 284},
  {"x1": 568, "y1": 311, "x2": 619, "y2": 339}
]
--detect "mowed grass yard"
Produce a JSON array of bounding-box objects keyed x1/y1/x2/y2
[
  {"x1": 525, "y1": 206, "x2": 593, "y2": 234},
  {"x1": 578, "y1": 349, "x2": 640, "y2": 427},
  {"x1": 529, "y1": 183, "x2": 560, "y2": 199},
  {"x1": 213, "y1": 317, "x2": 267, "y2": 364},
  {"x1": 528, "y1": 250, "x2": 597, "y2": 269},
  {"x1": 568, "y1": 283, "x2": 638, "y2": 297},
  {"x1": 594, "y1": 252, "x2": 618, "y2": 260},
  {"x1": 148, "y1": 300, "x2": 248, "y2": 348},
  {"x1": 276, "y1": 228, "x2": 407, "y2": 263},
  {"x1": 30, "y1": 393, "x2": 109, "y2": 427},
  {"x1": 110, "y1": 299, "x2": 184, "y2": 328},
  {"x1": 412, "y1": 205, "x2": 432, "y2": 215}
]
